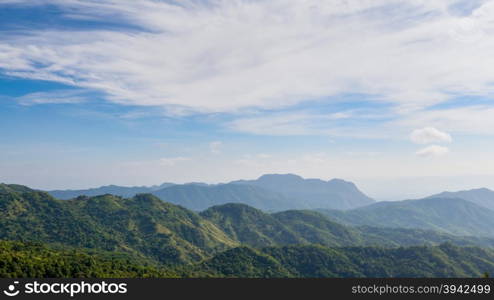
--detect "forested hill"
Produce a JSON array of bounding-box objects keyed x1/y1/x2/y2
[
  {"x1": 195, "y1": 244, "x2": 494, "y2": 278},
  {"x1": 3, "y1": 239, "x2": 492, "y2": 278},
  {"x1": 0, "y1": 240, "x2": 178, "y2": 278},
  {"x1": 200, "y1": 203, "x2": 494, "y2": 248},
  {"x1": 0, "y1": 183, "x2": 237, "y2": 265}
]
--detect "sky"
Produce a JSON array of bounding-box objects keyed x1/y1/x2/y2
[{"x1": 1, "y1": 0, "x2": 494, "y2": 200}]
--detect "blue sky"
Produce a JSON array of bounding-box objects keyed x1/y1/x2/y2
[{"x1": 1, "y1": 0, "x2": 494, "y2": 199}]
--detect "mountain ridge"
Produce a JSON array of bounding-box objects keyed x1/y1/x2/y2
[
  {"x1": 319, "y1": 197, "x2": 494, "y2": 237},
  {"x1": 46, "y1": 173, "x2": 375, "y2": 211},
  {"x1": 427, "y1": 188, "x2": 494, "y2": 211},
  {"x1": 230, "y1": 173, "x2": 375, "y2": 210}
]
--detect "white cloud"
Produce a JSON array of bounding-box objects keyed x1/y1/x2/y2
[
  {"x1": 209, "y1": 141, "x2": 222, "y2": 154},
  {"x1": 415, "y1": 145, "x2": 450, "y2": 157},
  {"x1": 410, "y1": 127, "x2": 452, "y2": 144},
  {"x1": 228, "y1": 112, "x2": 315, "y2": 136},
  {"x1": 2, "y1": 0, "x2": 494, "y2": 118},
  {"x1": 159, "y1": 156, "x2": 190, "y2": 166},
  {"x1": 16, "y1": 90, "x2": 89, "y2": 105},
  {"x1": 227, "y1": 111, "x2": 389, "y2": 138}
]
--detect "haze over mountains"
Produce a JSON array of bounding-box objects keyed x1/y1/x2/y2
[
  {"x1": 49, "y1": 183, "x2": 175, "y2": 200},
  {"x1": 48, "y1": 174, "x2": 375, "y2": 211},
  {"x1": 320, "y1": 197, "x2": 494, "y2": 237}
]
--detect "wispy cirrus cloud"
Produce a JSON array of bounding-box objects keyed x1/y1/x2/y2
[
  {"x1": 1, "y1": 0, "x2": 494, "y2": 118},
  {"x1": 15, "y1": 89, "x2": 90, "y2": 105},
  {"x1": 226, "y1": 109, "x2": 392, "y2": 138},
  {"x1": 415, "y1": 145, "x2": 450, "y2": 157}
]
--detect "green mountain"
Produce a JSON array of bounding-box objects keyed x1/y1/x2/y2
[
  {"x1": 153, "y1": 184, "x2": 299, "y2": 212},
  {"x1": 196, "y1": 244, "x2": 494, "y2": 278},
  {"x1": 231, "y1": 174, "x2": 374, "y2": 210},
  {"x1": 272, "y1": 210, "x2": 364, "y2": 247},
  {"x1": 201, "y1": 203, "x2": 494, "y2": 248},
  {"x1": 0, "y1": 184, "x2": 237, "y2": 265},
  {"x1": 319, "y1": 197, "x2": 494, "y2": 237},
  {"x1": 200, "y1": 203, "x2": 303, "y2": 247},
  {"x1": 428, "y1": 188, "x2": 494, "y2": 211}
]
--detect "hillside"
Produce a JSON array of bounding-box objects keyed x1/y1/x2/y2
[
  {"x1": 231, "y1": 174, "x2": 374, "y2": 210},
  {"x1": 428, "y1": 188, "x2": 494, "y2": 211},
  {"x1": 0, "y1": 184, "x2": 237, "y2": 265},
  {"x1": 202, "y1": 203, "x2": 494, "y2": 248},
  {"x1": 2, "y1": 240, "x2": 494, "y2": 278},
  {"x1": 0, "y1": 240, "x2": 178, "y2": 278},
  {"x1": 271, "y1": 210, "x2": 365, "y2": 247},
  {"x1": 200, "y1": 204, "x2": 303, "y2": 247},
  {"x1": 319, "y1": 197, "x2": 494, "y2": 237},
  {"x1": 195, "y1": 244, "x2": 494, "y2": 278}
]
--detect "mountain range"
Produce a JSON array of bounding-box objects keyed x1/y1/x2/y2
[
  {"x1": 48, "y1": 183, "x2": 175, "y2": 200},
  {"x1": 3, "y1": 184, "x2": 494, "y2": 258},
  {"x1": 5, "y1": 178, "x2": 494, "y2": 278},
  {"x1": 3, "y1": 183, "x2": 494, "y2": 277},
  {"x1": 47, "y1": 174, "x2": 375, "y2": 211}
]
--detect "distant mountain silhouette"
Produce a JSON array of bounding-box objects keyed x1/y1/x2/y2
[
  {"x1": 48, "y1": 174, "x2": 374, "y2": 211},
  {"x1": 231, "y1": 174, "x2": 374, "y2": 210},
  {"x1": 427, "y1": 188, "x2": 494, "y2": 211},
  {"x1": 49, "y1": 183, "x2": 175, "y2": 199},
  {"x1": 152, "y1": 184, "x2": 301, "y2": 211}
]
